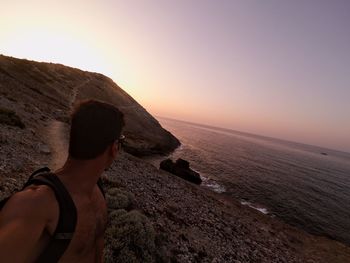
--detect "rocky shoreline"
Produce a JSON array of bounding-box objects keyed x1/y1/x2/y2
[
  {"x1": 103, "y1": 153, "x2": 350, "y2": 263},
  {"x1": 1, "y1": 55, "x2": 350, "y2": 262}
]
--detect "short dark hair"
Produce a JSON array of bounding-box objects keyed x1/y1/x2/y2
[{"x1": 68, "y1": 100, "x2": 125, "y2": 160}]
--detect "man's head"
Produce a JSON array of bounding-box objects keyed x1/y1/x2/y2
[{"x1": 68, "y1": 100, "x2": 125, "y2": 165}]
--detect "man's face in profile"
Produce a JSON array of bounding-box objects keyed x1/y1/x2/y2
[{"x1": 104, "y1": 140, "x2": 120, "y2": 171}]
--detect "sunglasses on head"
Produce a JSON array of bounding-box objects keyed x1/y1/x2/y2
[{"x1": 117, "y1": 134, "x2": 125, "y2": 149}]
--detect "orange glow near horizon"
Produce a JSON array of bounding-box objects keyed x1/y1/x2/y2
[
  {"x1": 1, "y1": 0, "x2": 350, "y2": 152},
  {"x1": 0, "y1": 0, "x2": 142, "y2": 101}
]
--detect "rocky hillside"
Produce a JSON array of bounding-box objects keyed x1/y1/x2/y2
[
  {"x1": 1, "y1": 55, "x2": 350, "y2": 262},
  {"x1": 0, "y1": 54, "x2": 180, "y2": 156}
]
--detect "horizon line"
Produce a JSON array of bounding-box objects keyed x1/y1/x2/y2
[{"x1": 155, "y1": 115, "x2": 350, "y2": 155}]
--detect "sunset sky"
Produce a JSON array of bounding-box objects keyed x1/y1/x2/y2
[{"x1": 1, "y1": 0, "x2": 350, "y2": 152}]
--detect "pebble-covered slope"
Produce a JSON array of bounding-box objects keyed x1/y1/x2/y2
[{"x1": 104, "y1": 153, "x2": 350, "y2": 263}]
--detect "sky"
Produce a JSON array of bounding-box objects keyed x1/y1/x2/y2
[{"x1": 1, "y1": 0, "x2": 350, "y2": 152}]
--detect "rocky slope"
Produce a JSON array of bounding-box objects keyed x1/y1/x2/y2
[
  {"x1": 0, "y1": 54, "x2": 180, "y2": 156},
  {"x1": 1, "y1": 55, "x2": 350, "y2": 262},
  {"x1": 104, "y1": 153, "x2": 350, "y2": 263}
]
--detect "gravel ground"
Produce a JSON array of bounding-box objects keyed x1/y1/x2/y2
[{"x1": 102, "y1": 152, "x2": 350, "y2": 263}]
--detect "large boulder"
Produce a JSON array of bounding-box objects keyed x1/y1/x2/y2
[{"x1": 160, "y1": 158, "x2": 202, "y2": 184}]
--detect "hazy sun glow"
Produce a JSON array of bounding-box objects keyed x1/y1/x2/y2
[{"x1": 1, "y1": 0, "x2": 350, "y2": 152}]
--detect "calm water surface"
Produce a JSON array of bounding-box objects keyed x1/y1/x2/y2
[{"x1": 153, "y1": 118, "x2": 350, "y2": 245}]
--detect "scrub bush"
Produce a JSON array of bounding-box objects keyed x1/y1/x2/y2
[
  {"x1": 105, "y1": 210, "x2": 156, "y2": 263},
  {"x1": 106, "y1": 187, "x2": 135, "y2": 210}
]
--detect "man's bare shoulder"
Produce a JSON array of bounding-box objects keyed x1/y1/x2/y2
[
  {"x1": 1, "y1": 184, "x2": 59, "y2": 224},
  {"x1": 0, "y1": 185, "x2": 60, "y2": 262}
]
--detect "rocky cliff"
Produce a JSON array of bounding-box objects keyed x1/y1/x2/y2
[{"x1": 0, "y1": 54, "x2": 180, "y2": 157}]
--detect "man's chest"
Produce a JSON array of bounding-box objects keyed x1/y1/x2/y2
[{"x1": 62, "y1": 189, "x2": 107, "y2": 259}]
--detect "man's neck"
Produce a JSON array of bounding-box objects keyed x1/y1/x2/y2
[{"x1": 54, "y1": 157, "x2": 105, "y2": 197}]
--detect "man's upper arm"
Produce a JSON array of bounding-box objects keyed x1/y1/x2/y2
[
  {"x1": 96, "y1": 234, "x2": 104, "y2": 263},
  {"x1": 95, "y1": 186, "x2": 107, "y2": 263},
  {"x1": 0, "y1": 186, "x2": 56, "y2": 262}
]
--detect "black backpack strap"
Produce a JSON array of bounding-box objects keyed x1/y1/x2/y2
[
  {"x1": 25, "y1": 173, "x2": 77, "y2": 263},
  {"x1": 27, "y1": 167, "x2": 51, "y2": 183},
  {"x1": 2, "y1": 168, "x2": 105, "y2": 207},
  {"x1": 0, "y1": 168, "x2": 104, "y2": 262},
  {"x1": 0, "y1": 167, "x2": 51, "y2": 210},
  {"x1": 0, "y1": 196, "x2": 10, "y2": 210},
  {"x1": 97, "y1": 178, "x2": 105, "y2": 198}
]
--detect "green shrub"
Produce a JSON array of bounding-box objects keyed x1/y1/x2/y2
[
  {"x1": 109, "y1": 209, "x2": 128, "y2": 222},
  {"x1": 0, "y1": 107, "x2": 25, "y2": 129},
  {"x1": 107, "y1": 194, "x2": 129, "y2": 210},
  {"x1": 106, "y1": 187, "x2": 135, "y2": 210},
  {"x1": 101, "y1": 176, "x2": 122, "y2": 188},
  {"x1": 105, "y1": 210, "x2": 157, "y2": 263}
]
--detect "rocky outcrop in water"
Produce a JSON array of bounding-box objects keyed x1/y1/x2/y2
[{"x1": 160, "y1": 158, "x2": 202, "y2": 184}]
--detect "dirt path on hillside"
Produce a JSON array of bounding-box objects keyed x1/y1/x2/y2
[
  {"x1": 69, "y1": 78, "x2": 92, "y2": 107},
  {"x1": 45, "y1": 79, "x2": 92, "y2": 169},
  {"x1": 46, "y1": 120, "x2": 69, "y2": 170}
]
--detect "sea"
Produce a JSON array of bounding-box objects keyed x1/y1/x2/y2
[{"x1": 148, "y1": 117, "x2": 350, "y2": 245}]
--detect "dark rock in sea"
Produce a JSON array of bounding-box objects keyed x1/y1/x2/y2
[
  {"x1": 159, "y1": 159, "x2": 174, "y2": 172},
  {"x1": 176, "y1": 158, "x2": 190, "y2": 169},
  {"x1": 160, "y1": 158, "x2": 202, "y2": 185},
  {"x1": 321, "y1": 152, "x2": 328, "y2": 156}
]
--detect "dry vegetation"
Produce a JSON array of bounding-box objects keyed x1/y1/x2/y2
[{"x1": 103, "y1": 184, "x2": 165, "y2": 262}]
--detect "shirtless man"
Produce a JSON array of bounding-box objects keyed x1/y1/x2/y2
[{"x1": 0, "y1": 100, "x2": 124, "y2": 262}]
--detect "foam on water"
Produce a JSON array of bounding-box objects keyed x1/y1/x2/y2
[
  {"x1": 201, "y1": 177, "x2": 226, "y2": 193},
  {"x1": 240, "y1": 200, "x2": 269, "y2": 214}
]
